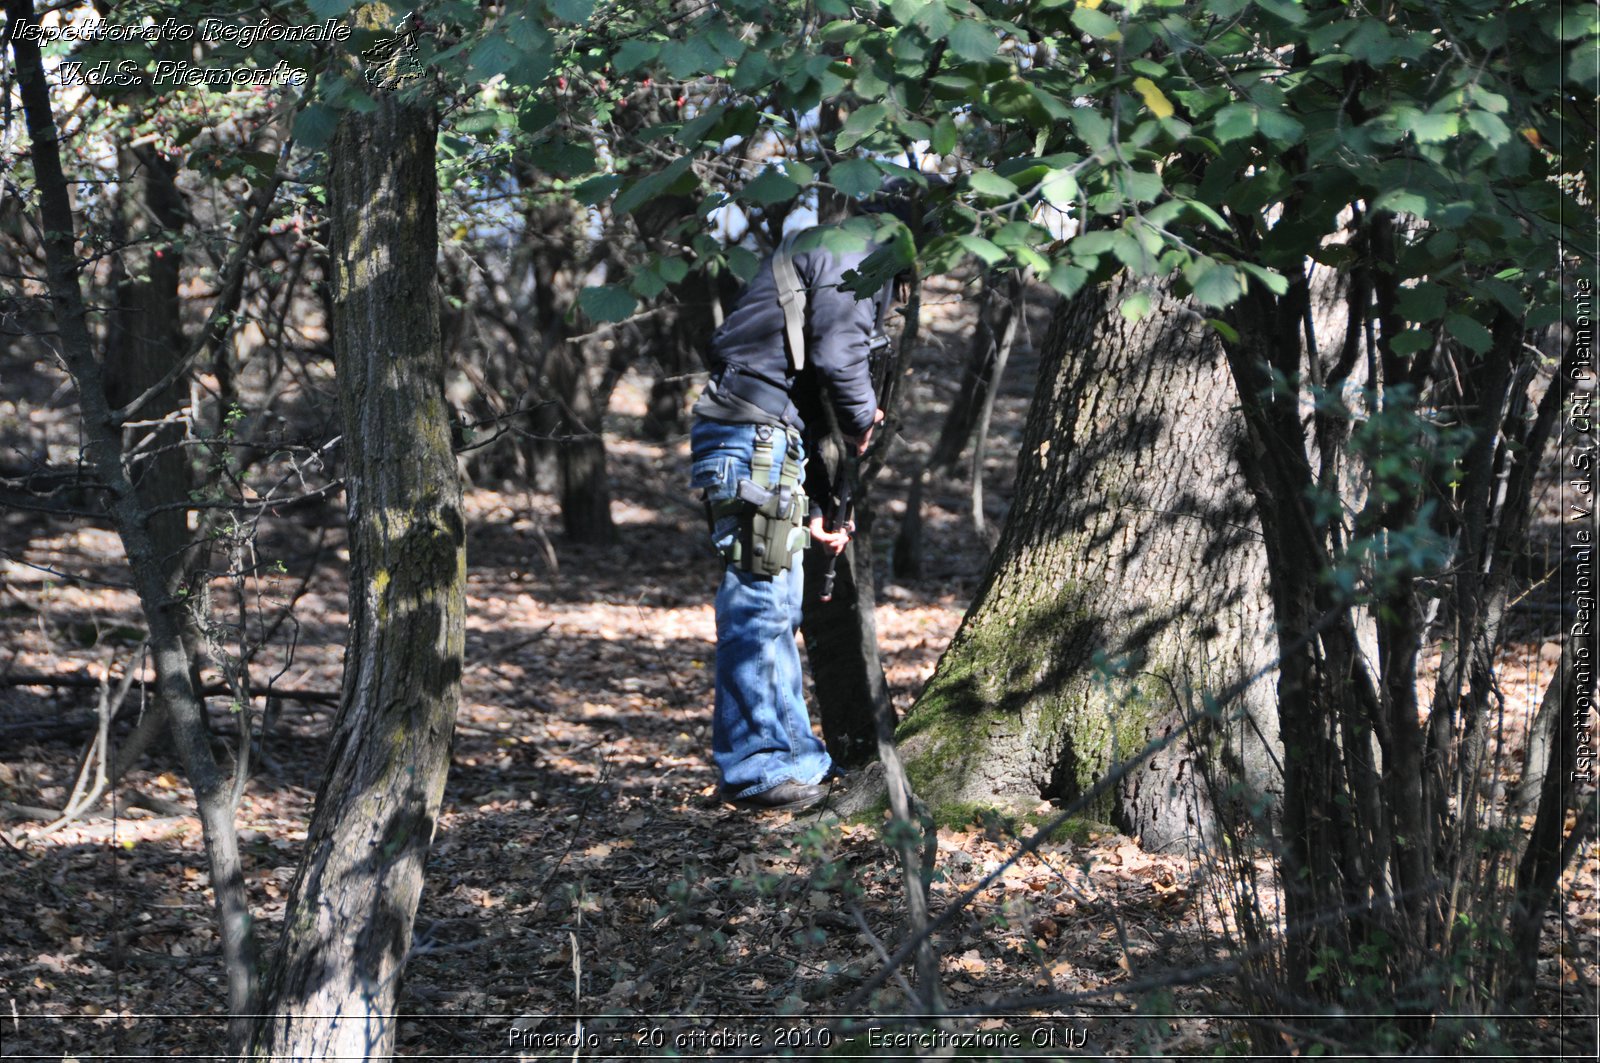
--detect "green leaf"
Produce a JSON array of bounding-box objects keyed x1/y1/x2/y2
[
  {"x1": 632, "y1": 267, "x2": 667, "y2": 301},
  {"x1": 1555, "y1": 4, "x2": 1600, "y2": 40},
  {"x1": 957, "y1": 234, "x2": 1007, "y2": 266},
  {"x1": 1256, "y1": 108, "x2": 1304, "y2": 145},
  {"x1": 1206, "y1": 318, "x2": 1241, "y2": 343},
  {"x1": 1070, "y1": 108, "x2": 1111, "y2": 151},
  {"x1": 1465, "y1": 110, "x2": 1510, "y2": 147},
  {"x1": 1444, "y1": 313, "x2": 1493, "y2": 354},
  {"x1": 613, "y1": 39, "x2": 659, "y2": 73},
  {"x1": 1373, "y1": 188, "x2": 1432, "y2": 218},
  {"x1": 1392, "y1": 106, "x2": 1458, "y2": 144},
  {"x1": 1111, "y1": 231, "x2": 1156, "y2": 273},
  {"x1": 454, "y1": 110, "x2": 510, "y2": 136},
  {"x1": 742, "y1": 167, "x2": 802, "y2": 206},
  {"x1": 517, "y1": 101, "x2": 558, "y2": 134},
  {"x1": 579, "y1": 285, "x2": 637, "y2": 323},
  {"x1": 1120, "y1": 291, "x2": 1153, "y2": 321},
  {"x1": 1569, "y1": 37, "x2": 1600, "y2": 89},
  {"x1": 725, "y1": 245, "x2": 761, "y2": 282},
  {"x1": 677, "y1": 105, "x2": 726, "y2": 146},
  {"x1": 292, "y1": 103, "x2": 340, "y2": 150},
  {"x1": 837, "y1": 103, "x2": 888, "y2": 150},
  {"x1": 1238, "y1": 261, "x2": 1289, "y2": 296},
  {"x1": 1255, "y1": 0, "x2": 1308, "y2": 24},
  {"x1": 1071, "y1": 7, "x2": 1119, "y2": 38},
  {"x1": 307, "y1": 0, "x2": 354, "y2": 17},
  {"x1": 1071, "y1": 231, "x2": 1118, "y2": 257},
  {"x1": 527, "y1": 139, "x2": 596, "y2": 178},
  {"x1": 931, "y1": 114, "x2": 958, "y2": 156},
  {"x1": 1186, "y1": 260, "x2": 1245, "y2": 308},
  {"x1": 947, "y1": 20, "x2": 997, "y2": 62},
  {"x1": 658, "y1": 257, "x2": 689, "y2": 284},
  {"x1": 1395, "y1": 281, "x2": 1447, "y2": 323},
  {"x1": 1012, "y1": 244, "x2": 1051, "y2": 274},
  {"x1": 819, "y1": 18, "x2": 864, "y2": 43},
  {"x1": 967, "y1": 170, "x2": 1016, "y2": 199},
  {"x1": 661, "y1": 37, "x2": 721, "y2": 79},
  {"x1": 1213, "y1": 103, "x2": 1256, "y2": 144},
  {"x1": 548, "y1": 0, "x2": 594, "y2": 22},
  {"x1": 573, "y1": 174, "x2": 623, "y2": 206},
  {"x1": 1181, "y1": 198, "x2": 1229, "y2": 230},
  {"x1": 1046, "y1": 262, "x2": 1088, "y2": 298},
  {"x1": 913, "y1": 3, "x2": 954, "y2": 41},
  {"x1": 1027, "y1": 85, "x2": 1077, "y2": 121},
  {"x1": 613, "y1": 156, "x2": 693, "y2": 214},
  {"x1": 1115, "y1": 169, "x2": 1163, "y2": 203},
  {"x1": 1038, "y1": 168, "x2": 1078, "y2": 210},
  {"x1": 830, "y1": 158, "x2": 881, "y2": 199},
  {"x1": 469, "y1": 33, "x2": 521, "y2": 79},
  {"x1": 850, "y1": 236, "x2": 916, "y2": 293},
  {"x1": 1389, "y1": 329, "x2": 1433, "y2": 357}
]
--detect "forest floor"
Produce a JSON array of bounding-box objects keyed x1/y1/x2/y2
[{"x1": 2, "y1": 276, "x2": 1596, "y2": 1060}]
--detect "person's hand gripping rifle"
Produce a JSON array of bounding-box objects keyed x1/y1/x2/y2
[
  {"x1": 816, "y1": 475, "x2": 855, "y2": 602},
  {"x1": 807, "y1": 406, "x2": 882, "y2": 599}
]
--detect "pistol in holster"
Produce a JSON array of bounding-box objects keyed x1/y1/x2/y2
[{"x1": 703, "y1": 430, "x2": 810, "y2": 578}]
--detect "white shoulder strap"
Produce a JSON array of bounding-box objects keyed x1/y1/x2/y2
[{"x1": 771, "y1": 232, "x2": 807, "y2": 372}]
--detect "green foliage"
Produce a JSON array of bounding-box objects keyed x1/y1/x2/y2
[{"x1": 121, "y1": 0, "x2": 1582, "y2": 332}]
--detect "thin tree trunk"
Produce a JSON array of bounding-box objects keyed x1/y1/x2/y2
[
  {"x1": 966, "y1": 271, "x2": 1024, "y2": 540},
  {"x1": 247, "y1": 94, "x2": 464, "y2": 1060},
  {"x1": 104, "y1": 145, "x2": 191, "y2": 579},
  {"x1": 7, "y1": 6, "x2": 259, "y2": 1047},
  {"x1": 895, "y1": 271, "x2": 1024, "y2": 577},
  {"x1": 546, "y1": 340, "x2": 619, "y2": 543}
]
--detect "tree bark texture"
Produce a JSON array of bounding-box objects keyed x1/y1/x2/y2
[
  {"x1": 104, "y1": 146, "x2": 192, "y2": 580},
  {"x1": 248, "y1": 96, "x2": 464, "y2": 1061},
  {"x1": 522, "y1": 198, "x2": 618, "y2": 542},
  {"x1": 898, "y1": 278, "x2": 1279, "y2": 850}
]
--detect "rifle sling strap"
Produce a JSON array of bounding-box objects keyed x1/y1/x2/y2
[{"x1": 771, "y1": 233, "x2": 807, "y2": 373}]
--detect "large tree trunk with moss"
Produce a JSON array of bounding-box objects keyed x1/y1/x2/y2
[
  {"x1": 897, "y1": 279, "x2": 1279, "y2": 850},
  {"x1": 246, "y1": 95, "x2": 464, "y2": 1060}
]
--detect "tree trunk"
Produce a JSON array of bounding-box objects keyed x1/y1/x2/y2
[
  {"x1": 104, "y1": 145, "x2": 191, "y2": 580},
  {"x1": 897, "y1": 279, "x2": 1280, "y2": 850},
  {"x1": 895, "y1": 270, "x2": 1024, "y2": 578},
  {"x1": 247, "y1": 95, "x2": 464, "y2": 1060},
  {"x1": 545, "y1": 339, "x2": 618, "y2": 542},
  {"x1": 7, "y1": 5, "x2": 259, "y2": 1046}
]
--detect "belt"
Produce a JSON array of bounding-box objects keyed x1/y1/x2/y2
[{"x1": 713, "y1": 364, "x2": 801, "y2": 428}]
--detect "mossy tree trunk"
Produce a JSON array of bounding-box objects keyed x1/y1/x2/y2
[
  {"x1": 898, "y1": 278, "x2": 1280, "y2": 850},
  {"x1": 246, "y1": 95, "x2": 465, "y2": 1060}
]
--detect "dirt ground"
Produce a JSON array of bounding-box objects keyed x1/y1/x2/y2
[{"x1": 2, "y1": 276, "x2": 1595, "y2": 1060}]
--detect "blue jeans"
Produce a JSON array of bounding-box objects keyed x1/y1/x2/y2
[{"x1": 690, "y1": 417, "x2": 833, "y2": 799}]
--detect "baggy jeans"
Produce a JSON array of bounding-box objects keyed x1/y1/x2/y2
[{"x1": 689, "y1": 416, "x2": 832, "y2": 799}]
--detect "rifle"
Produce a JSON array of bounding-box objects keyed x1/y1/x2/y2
[
  {"x1": 818, "y1": 320, "x2": 890, "y2": 602},
  {"x1": 818, "y1": 473, "x2": 855, "y2": 602}
]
